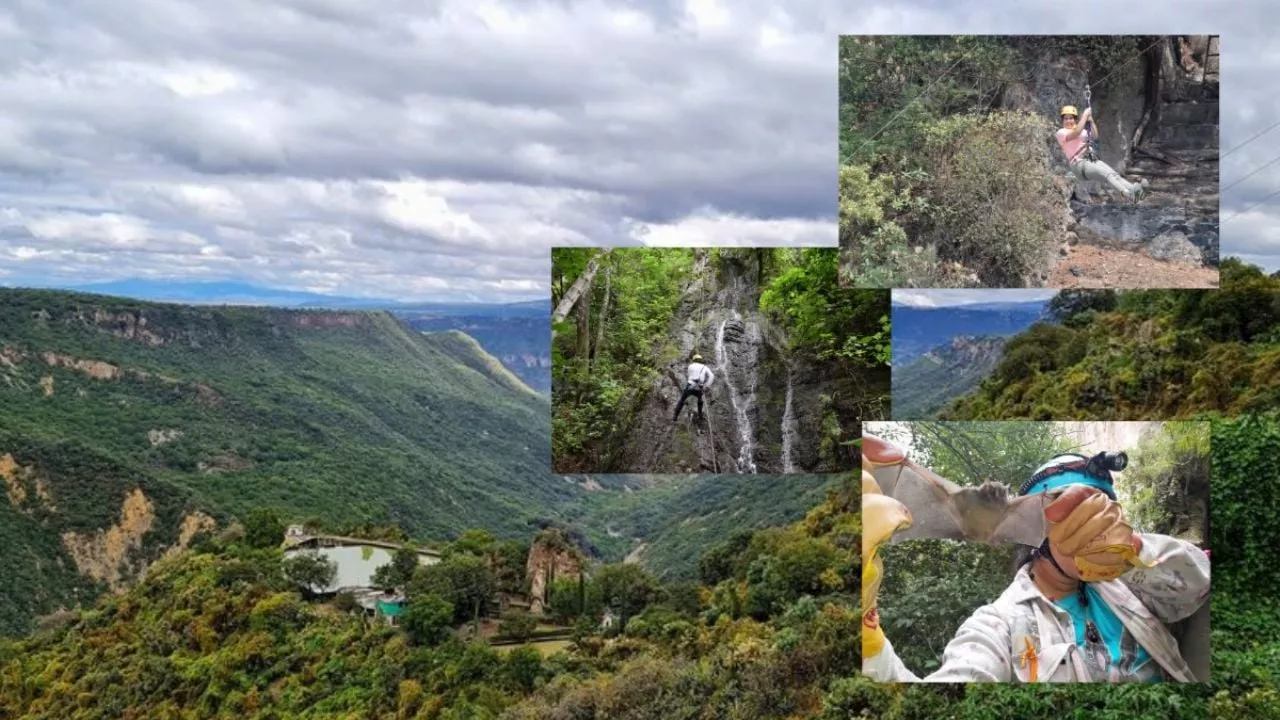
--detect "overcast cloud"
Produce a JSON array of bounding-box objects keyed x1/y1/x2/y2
[
  {"x1": 894, "y1": 289, "x2": 1058, "y2": 307},
  {"x1": 0, "y1": 2, "x2": 1274, "y2": 302}
]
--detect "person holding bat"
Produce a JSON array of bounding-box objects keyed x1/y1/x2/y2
[{"x1": 862, "y1": 435, "x2": 1210, "y2": 683}]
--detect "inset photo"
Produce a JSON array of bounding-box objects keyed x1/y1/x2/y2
[
  {"x1": 839, "y1": 35, "x2": 1219, "y2": 289},
  {"x1": 551, "y1": 248, "x2": 889, "y2": 474},
  {"x1": 890, "y1": 272, "x2": 1280, "y2": 420},
  {"x1": 860, "y1": 421, "x2": 1210, "y2": 683}
]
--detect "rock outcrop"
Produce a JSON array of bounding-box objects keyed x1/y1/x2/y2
[
  {"x1": 993, "y1": 36, "x2": 1219, "y2": 274},
  {"x1": 613, "y1": 251, "x2": 861, "y2": 474},
  {"x1": 1022, "y1": 36, "x2": 1219, "y2": 267},
  {"x1": 525, "y1": 529, "x2": 584, "y2": 616},
  {"x1": 60, "y1": 488, "x2": 157, "y2": 592},
  {"x1": 894, "y1": 336, "x2": 1007, "y2": 419}
]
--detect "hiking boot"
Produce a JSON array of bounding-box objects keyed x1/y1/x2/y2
[{"x1": 1130, "y1": 180, "x2": 1149, "y2": 203}]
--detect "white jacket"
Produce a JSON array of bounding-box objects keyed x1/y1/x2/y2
[
  {"x1": 686, "y1": 362, "x2": 715, "y2": 389},
  {"x1": 863, "y1": 534, "x2": 1209, "y2": 682}
]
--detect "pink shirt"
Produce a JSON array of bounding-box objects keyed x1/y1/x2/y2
[{"x1": 1056, "y1": 127, "x2": 1091, "y2": 163}]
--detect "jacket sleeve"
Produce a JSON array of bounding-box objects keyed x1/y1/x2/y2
[
  {"x1": 704, "y1": 367, "x2": 715, "y2": 387},
  {"x1": 863, "y1": 604, "x2": 1013, "y2": 683},
  {"x1": 1120, "y1": 534, "x2": 1211, "y2": 624}
]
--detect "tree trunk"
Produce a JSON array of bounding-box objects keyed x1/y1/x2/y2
[
  {"x1": 576, "y1": 291, "x2": 590, "y2": 360},
  {"x1": 552, "y1": 250, "x2": 610, "y2": 335},
  {"x1": 592, "y1": 263, "x2": 612, "y2": 368}
]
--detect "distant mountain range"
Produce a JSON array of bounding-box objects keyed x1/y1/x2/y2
[
  {"x1": 19, "y1": 279, "x2": 552, "y2": 393},
  {"x1": 891, "y1": 299, "x2": 1049, "y2": 367},
  {"x1": 55, "y1": 279, "x2": 546, "y2": 312},
  {"x1": 893, "y1": 336, "x2": 1007, "y2": 419}
]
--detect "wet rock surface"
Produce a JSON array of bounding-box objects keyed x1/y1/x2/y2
[{"x1": 610, "y1": 251, "x2": 871, "y2": 474}]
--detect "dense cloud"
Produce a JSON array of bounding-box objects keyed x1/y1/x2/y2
[
  {"x1": 894, "y1": 290, "x2": 1058, "y2": 308},
  {"x1": 0, "y1": 1, "x2": 1274, "y2": 301}
]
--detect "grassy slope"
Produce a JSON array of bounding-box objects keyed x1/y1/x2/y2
[
  {"x1": 0, "y1": 289, "x2": 555, "y2": 633},
  {"x1": 0, "y1": 289, "x2": 835, "y2": 634}
]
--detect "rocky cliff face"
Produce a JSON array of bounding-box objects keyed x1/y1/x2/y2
[
  {"x1": 1, "y1": 443, "x2": 216, "y2": 635},
  {"x1": 525, "y1": 529, "x2": 584, "y2": 615},
  {"x1": 1014, "y1": 36, "x2": 1219, "y2": 267},
  {"x1": 612, "y1": 252, "x2": 867, "y2": 474}
]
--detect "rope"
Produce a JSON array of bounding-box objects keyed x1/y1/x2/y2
[
  {"x1": 1222, "y1": 118, "x2": 1280, "y2": 160},
  {"x1": 706, "y1": 403, "x2": 719, "y2": 474},
  {"x1": 846, "y1": 41, "x2": 982, "y2": 159},
  {"x1": 1087, "y1": 36, "x2": 1170, "y2": 91},
  {"x1": 1221, "y1": 153, "x2": 1280, "y2": 196},
  {"x1": 1221, "y1": 184, "x2": 1280, "y2": 226}
]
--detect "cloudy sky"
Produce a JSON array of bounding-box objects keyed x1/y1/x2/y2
[
  {"x1": 0, "y1": 2, "x2": 1275, "y2": 302},
  {"x1": 893, "y1": 289, "x2": 1057, "y2": 307}
]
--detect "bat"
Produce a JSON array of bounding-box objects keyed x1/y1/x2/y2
[{"x1": 866, "y1": 457, "x2": 1055, "y2": 547}]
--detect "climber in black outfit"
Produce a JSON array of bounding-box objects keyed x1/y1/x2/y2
[{"x1": 673, "y1": 353, "x2": 715, "y2": 423}]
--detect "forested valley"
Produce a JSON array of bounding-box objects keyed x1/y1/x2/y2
[{"x1": 1, "y1": 476, "x2": 862, "y2": 718}]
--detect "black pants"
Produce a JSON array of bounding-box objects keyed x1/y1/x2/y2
[{"x1": 673, "y1": 384, "x2": 704, "y2": 420}]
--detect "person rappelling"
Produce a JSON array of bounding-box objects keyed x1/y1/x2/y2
[
  {"x1": 1054, "y1": 85, "x2": 1150, "y2": 203},
  {"x1": 672, "y1": 353, "x2": 714, "y2": 423}
]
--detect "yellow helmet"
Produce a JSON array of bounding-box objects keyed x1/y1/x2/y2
[{"x1": 1060, "y1": 105, "x2": 1079, "y2": 118}]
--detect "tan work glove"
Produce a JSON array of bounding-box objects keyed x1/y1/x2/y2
[
  {"x1": 861, "y1": 436, "x2": 912, "y2": 659},
  {"x1": 1045, "y1": 485, "x2": 1152, "y2": 582}
]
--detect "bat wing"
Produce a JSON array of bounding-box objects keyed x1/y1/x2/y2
[
  {"x1": 872, "y1": 461, "x2": 968, "y2": 543},
  {"x1": 987, "y1": 493, "x2": 1051, "y2": 547}
]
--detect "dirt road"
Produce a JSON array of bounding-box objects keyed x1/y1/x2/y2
[{"x1": 1047, "y1": 245, "x2": 1219, "y2": 289}]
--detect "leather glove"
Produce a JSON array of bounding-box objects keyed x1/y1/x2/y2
[
  {"x1": 1046, "y1": 486, "x2": 1152, "y2": 582},
  {"x1": 861, "y1": 440, "x2": 912, "y2": 659}
]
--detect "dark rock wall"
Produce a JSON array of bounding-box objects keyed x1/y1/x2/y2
[
  {"x1": 610, "y1": 252, "x2": 867, "y2": 474},
  {"x1": 1007, "y1": 36, "x2": 1219, "y2": 266}
]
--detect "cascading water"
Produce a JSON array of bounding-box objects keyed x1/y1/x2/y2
[
  {"x1": 781, "y1": 363, "x2": 797, "y2": 473},
  {"x1": 716, "y1": 311, "x2": 759, "y2": 474}
]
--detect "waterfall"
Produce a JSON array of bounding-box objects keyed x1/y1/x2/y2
[
  {"x1": 781, "y1": 363, "x2": 797, "y2": 473},
  {"x1": 716, "y1": 312, "x2": 758, "y2": 474}
]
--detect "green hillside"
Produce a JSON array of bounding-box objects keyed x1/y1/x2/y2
[
  {"x1": 0, "y1": 477, "x2": 860, "y2": 718},
  {"x1": 571, "y1": 475, "x2": 840, "y2": 579},
  {"x1": 424, "y1": 329, "x2": 537, "y2": 397},
  {"x1": 0, "y1": 288, "x2": 552, "y2": 634},
  {"x1": 941, "y1": 260, "x2": 1280, "y2": 419},
  {"x1": 892, "y1": 336, "x2": 1005, "y2": 418}
]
